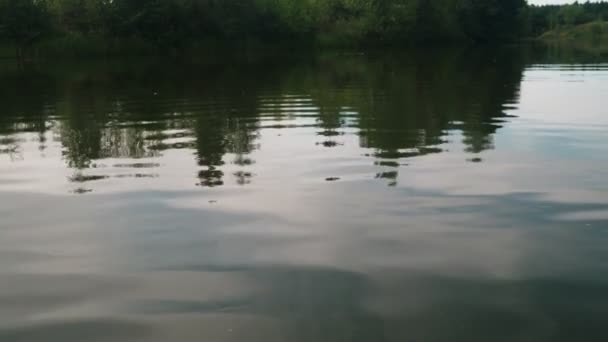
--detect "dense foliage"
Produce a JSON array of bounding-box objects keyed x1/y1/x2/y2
[
  {"x1": 3, "y1": 0, "x2": 608, "y2": 56},
  {"x1": 527, "y1": 1, "x2": 608, "y2": 37},
  {"x1": 0, "y1": 0, "x2": 51, "y2": 56},
  {"x1": 0, "y1": 0, "x2": 528, "y2": 53}
]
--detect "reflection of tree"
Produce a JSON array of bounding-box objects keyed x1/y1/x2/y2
[
  {"x1": 298, "y1": 48, "x2": 524, "y2": 185},
  {"x1": 100, "y1": 127, "x2": 156, "y2": 159},
  {"x1": 194, "y1": 116, "x2": 227, "y2": 168},
  {"x1": 355, "y1": 49, "x2": 521, "y2": 154},
  {"x1": 0, "y1": 49, "x2": 524, "y2": 188},
  {"x1": 193, "y1": 86, "x2": 261, "y2": 187},
  {"x1": 0, "y1": 67, "x2": 53, "y2": 159},
  {"x1": 57, "y1": 96, "x2": 157, "y2": 168},
  {"x1": 59, "y1": 120, "x2": 103, "y2": 169},
  {"x1": 225, "y1": 118, "x2": 260, "y2": 163},
  {"x1": 315, "y1": 94, "x2": 345, "y2": 148},
  {"x1": 197, "y1": 168, "x2": 224, "y2": 187},
  {"x1": 0, "y1": 136, "x2": 23, "y2": 160}
]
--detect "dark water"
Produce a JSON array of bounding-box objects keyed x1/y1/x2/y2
[{"x1": 2, "y1": 47, "x2": 608, "y2": 341}]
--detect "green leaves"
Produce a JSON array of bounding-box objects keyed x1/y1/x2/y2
[
  {"x1": 0, "y1": 0, "x2": 531, "y2": 52},
  {"x1": 0, "y1": 0, "x2": 51, "y2": 44}
]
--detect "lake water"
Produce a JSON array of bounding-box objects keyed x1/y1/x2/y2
[{"x1": 1, "y1": 46, "x2": 608, "y2": 341}]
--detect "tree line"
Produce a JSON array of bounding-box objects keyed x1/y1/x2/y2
[
  {"x1": 0, "y1": 0, "x2": 527, "y2": 54},
  {"x1": 0, "y1": 0, "x2": 607, "y2": 56},
  {"x1": 527, "y1": 1, "x2": 608, "y2": 37}
]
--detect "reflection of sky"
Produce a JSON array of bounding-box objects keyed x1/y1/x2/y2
[
  {"x1": 500, "y1": 66, "x2": 608, "y2": 163},
  {"x1": 2, "y1": 64, "x2": 608, "y2": 341},
  {"x1": 515, "y1": 66, "x2": 608, "y2": 125}
]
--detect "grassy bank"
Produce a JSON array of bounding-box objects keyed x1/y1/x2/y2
[
  {"x1": 541, "y1": 21, "x2": 608, "y2": 41},
  {"x1": 539, "y1": 21, "x2": 608, "y2": 55}
]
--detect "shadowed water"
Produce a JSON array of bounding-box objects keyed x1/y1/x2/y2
[{"x1": 1, "y1": 46, "x2": 608, "y2": 341}]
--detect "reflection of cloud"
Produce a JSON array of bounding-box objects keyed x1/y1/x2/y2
[
  {"x1": 0, "y1": 319, "x2": 152, "y2": 342},
  {"x1": 3, "y1": 178, "x2": 608, "y2": 341},
  {"x1": 2, "y1": 53, "x2": 608, "y2": 341}
]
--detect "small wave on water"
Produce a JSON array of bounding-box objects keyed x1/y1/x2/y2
[{"x1": 2, "y1": 48, "x2": 608, "y2": 341}]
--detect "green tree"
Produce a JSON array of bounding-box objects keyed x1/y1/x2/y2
[
  {"x1": 0, "y1": 0, "x2": 52, "y2": 59},
  {"x1": 458, "y1": 0, "x2": 527, "y2": 42},
  {"x1": 559, "y1": 3, "x2": 585, "y2": 27}
]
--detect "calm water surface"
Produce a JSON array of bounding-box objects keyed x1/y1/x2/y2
[{"x1": 1, "y1": 47, "x2": 608, "y2": 341}]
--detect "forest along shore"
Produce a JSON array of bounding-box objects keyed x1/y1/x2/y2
[{"x1": 1, "y1": 0, "x2": 608, "y2": 58}]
